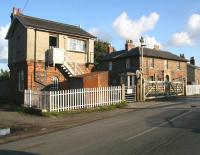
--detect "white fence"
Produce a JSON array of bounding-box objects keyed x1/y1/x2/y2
[
  {"x1": 24, "y1": 86, "x2": 124, "y2": 112},
  {"x1": 186, "y1": 85, "x2": 200, "y2": 96}
]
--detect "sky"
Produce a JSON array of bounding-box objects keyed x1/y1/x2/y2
[{"x1": 1, "y1": 0, "x2": 200, "y2": 70}]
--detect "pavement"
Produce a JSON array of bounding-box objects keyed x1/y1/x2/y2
[{"x1": 1, "y1": 96, "x2": 200, "y2": 155}]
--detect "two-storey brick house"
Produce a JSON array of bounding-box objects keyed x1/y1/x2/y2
[
  {"x1": 6, "y1": 8, "x2": 95, "y2": 102},
  {"x1": 100, "y1": 40, "x2": 188, "y2": 87},
  {"x1": 187, "y1": 57, "x2": 200, "y2": 84}
]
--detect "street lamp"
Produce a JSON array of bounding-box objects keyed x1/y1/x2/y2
[{"x1": 139, "y1": 36, "x2": 146, "y2": 101}]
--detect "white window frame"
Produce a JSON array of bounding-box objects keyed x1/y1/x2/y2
[
  {"x1": 109, "y1": 61, "x2": 112, "y2": 71},
  {"x1": 177, "y1": 62, "x2": 181, "y2": 70},
  {"x1": 68, "y1": 38, "x2": 86, "y2": 52},
  {"x1": 164, "y1": 60, "x2": 169, "y2": 69},
  {"x1": 51, "y1": 76, "x2": 59, "y2": 90},
  {"x1": 149, "y1": 58, "x2": 154, "y2": 68}
]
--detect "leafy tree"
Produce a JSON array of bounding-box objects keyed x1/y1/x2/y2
[
  {"x1": 0, "y1": 69, "x2": 10, "y2": 80},
  {"x1": 94, "y1": 40, "x2": 115, "y2": 69}
]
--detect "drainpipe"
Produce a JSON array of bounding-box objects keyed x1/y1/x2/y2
[{"x1": 34, "y1": 28, "x2": 46, "y2": 87}]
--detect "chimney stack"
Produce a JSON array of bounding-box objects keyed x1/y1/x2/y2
[
  {"x1": 190, "y1": 57, "x2": 195, "y2": 65},
  {"x1": 11, "y1": 7, "x2": 22, "y2": 21},
  {"x1": 153, "y1": 45, "x2": 160, "y2": 50},
  {"x1": 125, "y1": 40, "x2": 134, "y2": 51},
  {"x1": 180, "y1": 53, "x2": 185, "y2": 58},
  {"x1": 108, "y1": 44, "x2": 113, "y2": 54}
]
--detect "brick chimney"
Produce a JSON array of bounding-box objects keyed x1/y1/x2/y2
[
  {"x1": 190, "y1": 57, "x2": 195, "y2": 65},
  {"x1": 153, "y1": 45, "x2": 160, "y2": 50},
  {"x1": 180, "y1": 53, "x2": 185, "y2": 58},
  {"x1": 108, "y1": 44, "x2": 113, "y2": 54},
  {"x1": 11, "y1": 7, "x2": 22, "y2": 21},
  {"x1": 125, "y1": 40, "x2": 134, "y2": 51}
]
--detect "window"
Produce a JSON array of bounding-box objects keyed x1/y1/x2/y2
[
  {"x1": 49, "y1": 35, "x2": 58, "y2": 48},
  {"x1": 148, "y1": 74, "x2": 155, "y2": 81},
  {"x1": 18, "y1": 70, "x2": 24, "y2": 91},
  {"x1": 68, "y1": 38, "x2": 86, "y2": 52},
  {"x1": 164, "y1": 60, "x2": 168, "y2": 69},
  {"x1": 177, "y1": 62, "x2": 181, "y2": 70},
  {"x1": 51, "y1": 76, "x2": 59, "y2": 90},
  {"x1": 126, "y1": 58, "x2": 130, "y2": 69},
  {"x1": 149, "y1": 58, "x2": 154, "y2": 67},
  {"x1": 109, "y1": 61, "x2": 112, "y2": 71}
]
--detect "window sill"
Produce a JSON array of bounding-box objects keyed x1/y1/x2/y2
[{"x1": 67, "y1": 49, "x2": 86, "y2": 53}]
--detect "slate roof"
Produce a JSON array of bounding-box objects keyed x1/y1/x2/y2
[
  {"x1": 6, "y1": 14, "x2": 95, "y2": 39},
  {"x1": 102, "y1": 47, "x2": 188, "y2": 62}
]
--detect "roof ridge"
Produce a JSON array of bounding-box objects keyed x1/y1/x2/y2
[{"x1": 16, "y1": 14, "x2": 81, "y2": 29}]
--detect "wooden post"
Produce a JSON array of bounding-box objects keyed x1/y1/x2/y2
[{"x1": 121, "y1": 84, "x2": 125, "y2": 101}]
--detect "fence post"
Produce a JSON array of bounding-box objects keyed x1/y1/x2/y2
[
  {"x1": 49, "y1": 91, "x2": 52, "y2": 112},
  {"x1": 29, "y1": 90, "x2": 32, "y2": 108},
  {"x1": 121, "y1": 84, "x2": 125, "y2": 101},
  {"x1": 24, "y1": 90, "x2": 26, "y2": 106}
]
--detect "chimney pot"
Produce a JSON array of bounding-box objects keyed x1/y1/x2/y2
[
  {"x1": 190, "y1": 57, "x2": 195, "y2": 65},
  {"x1": 153, "y1": 45, "x2": 160, "y2": 50}
]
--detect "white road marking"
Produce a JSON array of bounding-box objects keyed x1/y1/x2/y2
[{"x1": 125, "y1": 110, "x2": 192, "y2": 142}]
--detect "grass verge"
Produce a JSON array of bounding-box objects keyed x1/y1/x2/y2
[{"x1": 21, "y1": 100, "x2": 127, "y2": 117}]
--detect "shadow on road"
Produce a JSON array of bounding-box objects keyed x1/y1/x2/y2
[{"x1": 0, "y1": 150, "x2": 38, "y2": 155}]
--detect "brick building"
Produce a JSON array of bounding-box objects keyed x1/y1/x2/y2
[
  {"x1": 6, "y1": 8, "x2": 95, "y2": 103},
  {"x1": 100, "y1": 40, "x2": 188, "y2": 87},
  {"x1": 187, "y1": 57, "x2": 200, "y2": 84}
]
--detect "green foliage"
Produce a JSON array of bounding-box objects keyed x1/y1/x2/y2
[
  {"x1": 94, "y1": 40, "x2": 115, "y2": 69},
  {"x1": 0, "y1": 69, "x2": 10, "y2": 80}
]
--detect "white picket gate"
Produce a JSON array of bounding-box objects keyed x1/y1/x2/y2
[
  {"x1": 24, "y1": 86, "x2": 124, "y2": 112},
  {"x1": 186, "y1": 85, "x2": 200, "y2": 96}
]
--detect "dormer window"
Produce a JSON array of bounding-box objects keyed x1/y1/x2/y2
[{"x1": 68, "y1": 38, "x2": 86, "y2": 52}]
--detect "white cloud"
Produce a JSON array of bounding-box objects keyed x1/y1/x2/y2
[
  {"x1": 144, "y1": 35, "x2": 162, "y2": 48},
  {"x1": 170, "y1": 13, "x2": 200, "y2": 46},
  {"x1": 112, "y1": 12, "x2": 160, "y2": 41},
  {"x1": 89, "y1": 27, "x2": 112, "y2": 42},
  {"x1": 171, "y1": 32, "x2": 193, "y2": 46},
  {"x1": 0, "y1": 23, "x2": 9, "y2": 63},
  {"x1": 187, "y1": 14, "x2": 200, "y2": 32}
]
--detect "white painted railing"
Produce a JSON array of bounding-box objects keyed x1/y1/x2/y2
[
  {"x1": 24, "y1": 86, "x2": 124, "y2": 112},
  {"x1": 186, "y1": 85, "x2": 200, "y2": 96}
]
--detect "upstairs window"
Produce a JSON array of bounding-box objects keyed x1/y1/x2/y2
[
  {"x1": 49, "y1": 35, "x2": 58, "y2": 48},
  {"x1": 109, "y1": 61, "x2": 112, "y2": 71},
  {"x1": 164, "y1": 60, "x2": 169, "y2": 69},
  {"x1": 68, "y1": 38, "x2": 86, "y2": 52},
  {"x1": 149, "y1": 58, "x2": 154, "y2": 68},
  {"x1": 126, "y1": 58, "x2": 130, "y2": 69},
  {"x1": 177, "y1": 62, "x2": 181, "y2": 70}
]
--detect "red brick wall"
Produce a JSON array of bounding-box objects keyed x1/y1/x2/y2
[
  {"x1": 142, "y1": 57, "x2": 187, "y2": 81},
  {"x1": 83, "y1": 71, "x2": 108, "y2": 88},
  {"x1": 9, "y1": 60, "x2": 69, "y2": 103},
  {"x1": 26, "y1": 60, "x2": 68, "y2": 90}
]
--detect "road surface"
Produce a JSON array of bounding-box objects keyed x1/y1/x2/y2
[{"x1": 1, "y1": 97, "x2": 200, "y2": 155}]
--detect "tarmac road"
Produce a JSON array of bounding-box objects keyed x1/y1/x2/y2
[{"x1": 1, "y1": 97, "x2": 200, "y2": 155}]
